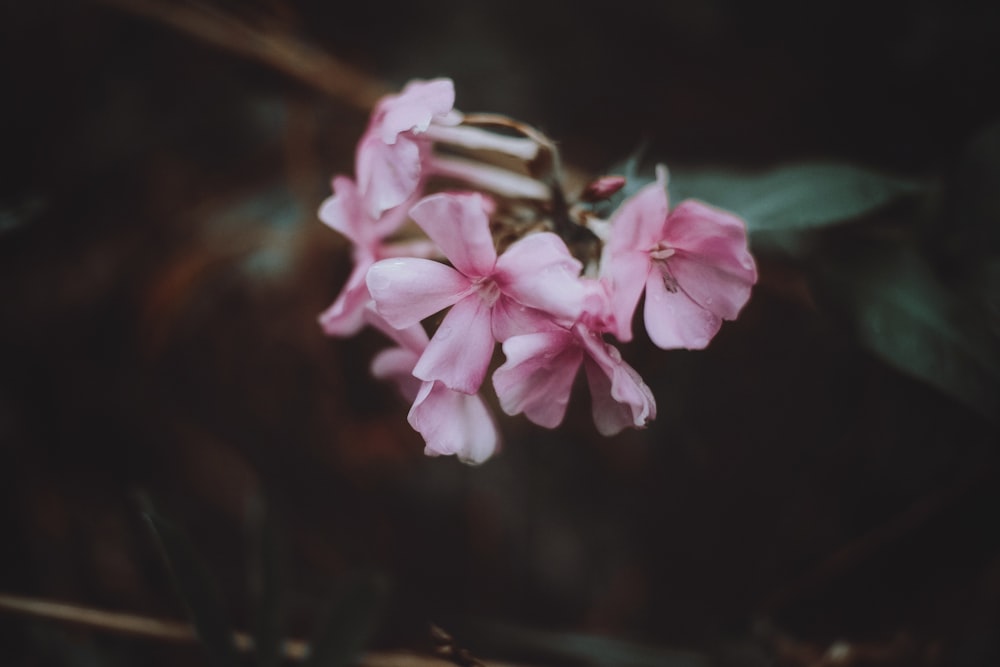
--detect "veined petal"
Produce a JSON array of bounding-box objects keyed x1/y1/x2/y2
[
  {"x1": 598, "y1": 248, "x2": 650, "y2": 342},
  {"x1": 605, "y1": 166, "x2": 669, "y2": 255},
  {"x1": 412, "y1": 295, "x2": 494, "y2": 394},
  {"x1": 579, "y1": 329, "x2": 656, "y2": 435},
  {"x1": 367, "y1": 258, "x2": 471, "y2": 329},
  {"x1": 667, "y1": 253, "x2": 754, "y2": 321},
  {"x1": 643, "y1": 270, "x2": 722, "y2": 350},
  {"x1": 318, "y1": 176, "x2": 367, "y2": 245},
  {"x1": 364, "y1": 312, "x2": 430, "y2": 354},
  {"x1": 409, "y1": 193, "x2": 497, "y2": 277},
  {"x1": 663, "y1": 200, "x2": 757, "y2": 318},
  {"x1": 377, "y1": 78, "x2": 458, "y2": 142},
  {"x1": 371, "y1": 347, "x2": 422, "y2": 402},
  {"x1": 495, "y1": 232, "x2": 585, "y2": 321},
  {"x1": 492, "y1": 330, "x2": 581, "y2": 429},
  {"x1": 408, "y1": 381, "x2": 499, "y2": 464},
  {"x1": 318, "y1": 256, "x2": 373, "y2": 336},
  {"x1": 490, "y1": 296, "x2": 564, "y2": 342},
  {"x1": 356, "y1": 133, "x2": 424, "y2": 218}
]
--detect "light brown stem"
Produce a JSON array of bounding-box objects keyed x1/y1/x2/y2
[
  {"x1": 0, "y1": 592, "x2": 519, "y2": 666},
  {"x1": 97, "y1": 0, "x2": 389, "y2": 111}
]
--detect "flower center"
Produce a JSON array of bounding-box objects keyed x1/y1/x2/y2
[
  {"x1": 649, "y1": 243, "x2": 679, "y2": 293},
  {"x1": 474, "y1": 277, "x2": 502, "y2": 306}
]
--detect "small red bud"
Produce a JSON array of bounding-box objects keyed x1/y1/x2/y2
[{"x1": 580, "y1": 175, "x2": 627, "y2": 202}]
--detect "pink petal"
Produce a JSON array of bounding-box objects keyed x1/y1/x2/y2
[
  {"x1": 643, "y1": 269, "x2": 722, "y2": 350},
  {"x1": 409, "y1": 193, "x2": 497, "y2": 277},
  {"x1": 318, "y1": 255, "x2": 373, "y2": 336},
  {"x1": 318, "y1": 176, "x2": 366, "y2": 245},
  {"x1": 598, "y1": 248, "x2": 650, "y2": 342},
  {"x1": 377, "y1": 78, "x2": 459, "y2": 142},
  {"x1": 365, "y1": 313, "x2": 430, "y2": 354},
  {"x1": 490, "y1": 295, "x2": 564, "y2": 342},
  {"x1": 663, "y1": 200, "x2": 756, "y2": 316},
  {"x1": 356, "y1": 133, "x2": 424, "y2": 218},
  {"x1": 412, "y1": 294, "x2": 495, "y2": 394},
  {"x1": 408, "y1": 381, "x2": 499, "y2": 464},
  {"x1": 492, "y1": 330, "x2": 582, "y2": 428},
  {"x1": 579, "y1": 329, "x2": 656, "y2": 435},
  {"x1": 371, "y1": 347, "x2": 422, "y2": 402},
  {"x1": 604, "y1": 167, "x2": 670, "y2": 255},
  {"x1": 366, "y1": 258, "x2": 471, "y2": 329},
  {"x1": 494, "y1": 232, "x2": 585, "y2": 322}
]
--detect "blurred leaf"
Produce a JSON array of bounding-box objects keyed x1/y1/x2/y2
[
  {"x1": 247, "y1": 496, "x2": 283, "y2": 667},
  {"x1": 667, "y1": 162, "x2": 923, "y2": 233},
  {"x1": 304, "y1": 572, "x2": 388, "y2": 667},
  {"x1": 815, "y1": 243, "x2": 1000, "y2": 423},
  {"x1": 139, "y1": 495, "x2": 238, "y2": 667}
]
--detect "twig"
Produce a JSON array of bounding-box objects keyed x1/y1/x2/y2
[
  {"x1": 0, "y1": 592, "x2": 514, "y2": 667},
  {"x1": 96, "y1": 0, "x2": 388, "y2": 111}
]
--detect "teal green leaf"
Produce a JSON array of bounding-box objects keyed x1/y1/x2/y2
[
  {"x1": 139, "y1": 495, "x2": 238, "y2": 667},
  {"x1": 667, "y1": 162, "x2": 923, "y2": 234},
  {"x1": 815, "y1": 243, "x2": 1000, "y2": 423},
  {"x1": 303, "y1": 572, "x2": 388, "y2": 667}
]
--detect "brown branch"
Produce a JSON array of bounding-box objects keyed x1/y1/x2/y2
[
  {"x1": 96, "y1": 0, "x2": 388, "y2": 111},
  {"x1": 0, "y1": 593, "x2": 521, "y2": 667}
]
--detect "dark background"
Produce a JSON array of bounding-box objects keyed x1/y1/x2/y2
[{"x1": 2, "y1": 1, "x2": 999, "y2": 665}]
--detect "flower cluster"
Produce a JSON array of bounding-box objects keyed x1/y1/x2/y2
[{"x1": 319, "y1": 78, "x2": 757, "y2": 464}]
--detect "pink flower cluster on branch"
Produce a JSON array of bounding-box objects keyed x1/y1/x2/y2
[{"x1": 318, "y1": 78, "x2": 757, "y2": 463}]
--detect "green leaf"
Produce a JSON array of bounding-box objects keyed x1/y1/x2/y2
[
  {"x1": 246, "y1": 496, "x2": 283, "y2": 667},
  {"x1": 303, "y1": 572, "x2": 388, "y2": 667},
  {"x1": 667, "y1": 162, "x2": 924, "y2": 234},
  {"x1": 814, "y1": 243, "x2": 1000, "y2": 423},
  {"x1": 138, "y1": 495, "x2": 238, "y2": 667}
]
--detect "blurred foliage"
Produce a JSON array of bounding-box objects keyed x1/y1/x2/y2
[{"x1": 3, "y1": 1, "x2": 1000, "y2": 666}]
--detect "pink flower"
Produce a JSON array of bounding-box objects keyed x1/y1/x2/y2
[
  {"x1": 317, "y1": 176, "x2": 432, "y2": 337},
  {"x1": 356, "y1": 78, "x2": 461, "y2": 218},
  {"x1": 492, "y1": 322, "x2": 656, "y2": 436},
  {"x1": 368, "y1": 311, "x2": 499, "y2": 464},
  {"x1": 366, "y1": 192, "x2": 587, "y2": 394},
  {"x1": 600, "y1": 166, "x2": 757, "y2": 349}
]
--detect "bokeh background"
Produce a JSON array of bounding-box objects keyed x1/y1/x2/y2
[{"x1": 2, "y1": 1, "x2": 1000, "y2": 665}]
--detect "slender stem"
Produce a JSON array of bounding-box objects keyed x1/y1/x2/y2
[
  {"x1": 97, "y1": 0, "x2": 388, "y2": 111},
  {"x1": 0, "y1": 592, "x2": 524, "y2": 666}
]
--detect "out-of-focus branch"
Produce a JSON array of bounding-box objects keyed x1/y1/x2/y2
[
  {"x1": 0, "y1": 593, "x2": 519, "y2": 667},
  {"x1": 97, "y1": 0, "x2": 388, "y2": 111}
]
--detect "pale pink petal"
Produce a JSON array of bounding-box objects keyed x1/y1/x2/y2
[
  {"x1": 598, "y1": 248, "x2": 650, "y2": 342},
  {"x1": 318, "y1": 176, "x2": 367, "y2": 245},
  {"x1": 408, "y1": 381, "x2": 499, "y2": 464},
  {"x1": 643, "y1": 269, "x2": 722, "y2": 350},
  {"x1": 490, "y1": 295, "x2": 564, "y2": 341},
  {"x1": 494, "y1": 232, "x2": 585, "y2": 321},
  {"x1": 356, "y1": 133, "x2": 423, "y2": 218},
  {"x1": 409, "y1": 193, "x2": 497, "y2": 277},
  {"x1": 318, "y1": 255, "x2": 373, "y2": 336},
  {"x1": 371, "y1": 347, "x2": 422, "y2": 402},
  {"x1": 662, "y1": 200, "x2": 756, "y2": 318},
  {"x1": 667, "y1": 253, "x2": 754, "y2": 321},
  {"x1": 579, "y1": 329, "x2": 656, "y2": 435},
  {"x1": 412, "y1": 295, "x2": 494, "y2": 394},
  {"x1": 377, "y1": 78, "x2": 458, "y2": 142},
  {"x1": 492, "y1": 330, "x2": 582, "y2": 428},
  {"x1": 364, "y1": 312, "x2": 430, "y2": 354},
  {"x1": 604, "y1": 167, "x2": 669, "y2": 255},
  {"x1": 366, "y1": 258, "x2": 471, "y2": 329}
]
